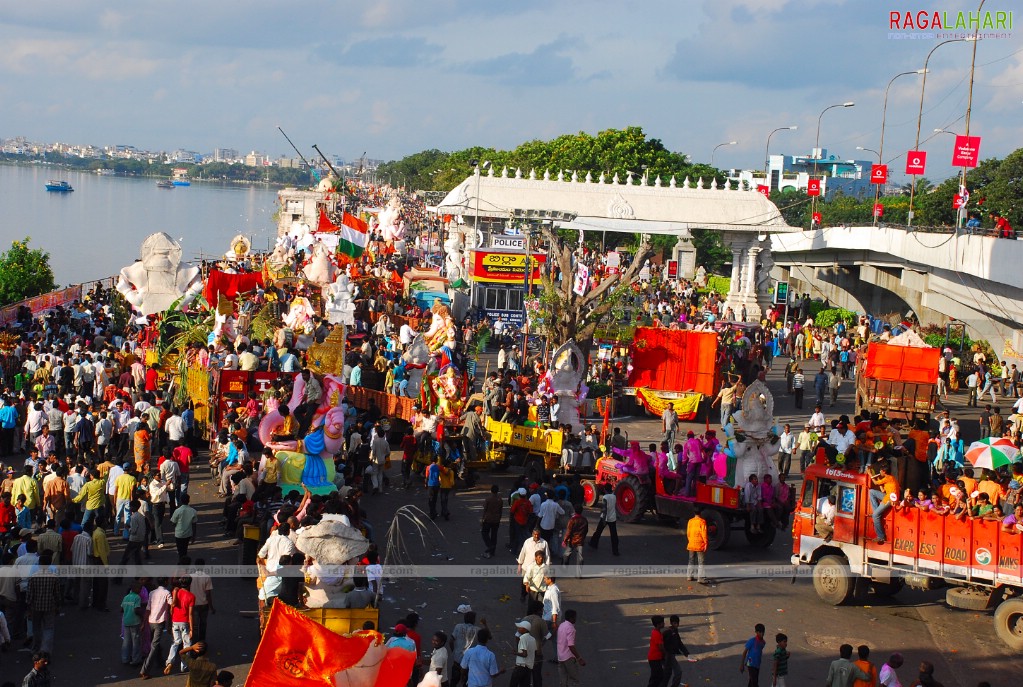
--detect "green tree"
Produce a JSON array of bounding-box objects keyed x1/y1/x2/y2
[{"x1": 0, "y1": 238, "x2": 57, "y2": 306}]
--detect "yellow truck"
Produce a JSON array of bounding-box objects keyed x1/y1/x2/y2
[{"x1": 483, "y1": 416, "x2": 563, "y2": 483}]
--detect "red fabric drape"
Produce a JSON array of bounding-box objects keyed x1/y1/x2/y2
[
  {"x1": 627, "y1": 328, "x2": 719, "y2": 396},
  {"x1": 203, "y1": 270, "x2": 265, "y2": 306}
]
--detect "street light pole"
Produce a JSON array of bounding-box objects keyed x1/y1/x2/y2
[
  {"x1": 908, "y1": 38, "x2": 971, "y2": 226},
  {"x1": 711, "y1": 141, "x2": 737, "y2": 168},
  {"x1": 873, "y1": 69, "x2": 925, "y2": 226},
  {"x1": 958, "y1": 0, "x2": 986, "y2": 231},
  {"x1": 811, "y1": 102, "x2": 855, "y2": 221},
  {"x1": 764, "y1": 126, "x2": 797, "y2": 190}
]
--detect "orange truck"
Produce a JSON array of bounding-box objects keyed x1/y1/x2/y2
[
  {"x1": 792, "y1": 462, "x2": 1023, "y2": 649},
  {"x1": 854, "y1": 340, "x2": 939, "y2": 423}
]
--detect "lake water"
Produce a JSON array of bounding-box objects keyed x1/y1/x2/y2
[{"x1": 0, "y1": 163, "x2": 280, "y2": 286}]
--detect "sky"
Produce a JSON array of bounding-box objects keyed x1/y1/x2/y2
[{"x1": 0, "y1": 0, "x2": 1020, "y2": 183}]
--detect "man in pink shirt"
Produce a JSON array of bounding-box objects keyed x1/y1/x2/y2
[{"x1": 556, "y1": 609, "x2": 585, "y2": 687}]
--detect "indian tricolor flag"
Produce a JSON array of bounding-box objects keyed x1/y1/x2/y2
[{"x1": 318, "y1": 208, "x2": 368, "y2": 258}]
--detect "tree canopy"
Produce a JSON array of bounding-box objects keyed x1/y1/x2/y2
[{"x1": 0, "y1": 237, "x2": 57, "y2": 307}]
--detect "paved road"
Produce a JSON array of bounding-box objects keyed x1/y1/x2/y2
[{"x1": 5, "y1": 363, "x2": 1014, "y2": 686}]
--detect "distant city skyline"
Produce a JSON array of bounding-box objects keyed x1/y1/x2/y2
[{"x1": 1, "y1": 1, "x2": 1019, "y2": 185}]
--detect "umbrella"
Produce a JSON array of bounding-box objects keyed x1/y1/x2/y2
[{"x1": 965, "y1": 440, "x2": 1020, "y2": 472}]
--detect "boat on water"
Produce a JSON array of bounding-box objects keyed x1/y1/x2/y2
[
  {"x1": 171, "y1": 179, "x2": 191, "y2": 186},
  {"x1": 95, "y1": 168, "x2": 115, "y2": 176},
  {"x1": 45, "y1": 180, "x2": 74, "y2": 192},
  {"x1": 157, "y1": 180, "x2": 175, "y2": 189}
]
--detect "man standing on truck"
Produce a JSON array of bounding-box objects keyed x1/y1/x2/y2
[{"x1": 868, "y1": 465, "x2": 900, "y2": 544}]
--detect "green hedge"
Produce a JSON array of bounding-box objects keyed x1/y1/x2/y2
[{"x1": 814, "y1": 307, "x2": 857, "y2": 329}]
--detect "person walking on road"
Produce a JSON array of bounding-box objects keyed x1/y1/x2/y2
[
  {"x1": 556, "y1": 609, "x2": 585, "y2": 687},
  {"x1": 588, "y1": 484, "x2": 619, "y2": 555},
  {"x1": 480, "y1": 484, "x2": 502, "y2": 559},
  {"x1": 739, "y1": 623, "x2": 766, "y2": 687},
  {"x1": 685, "y1": 509, "x2": 709, "y2": 584},
  {"x1": 646, "y1": 615, "x2": 665, "y2": 687},
  {"x1": 169, "y1": 494, "x2": 198, "y2": 563},
  {"x1": 662, "y1": 405, "x2": 678, "y2": 448},
  {"x1": 660, "y1": 614, "x2": 692, "y2": 687}
]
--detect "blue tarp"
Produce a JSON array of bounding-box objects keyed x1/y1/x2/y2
[{"x1": 412, "y1": 290, "x2": 449, "y2": 310}]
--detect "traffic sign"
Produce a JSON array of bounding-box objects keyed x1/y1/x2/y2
[
  {"x1": 905, "y1": 151, "x2": 927, "y2": 175},
  {"x1": 774, "y1": 281, "x2": 789, "y2": 305},
  {"x1": 870, "y1": 164, "x2": 888, "y2": 184}
]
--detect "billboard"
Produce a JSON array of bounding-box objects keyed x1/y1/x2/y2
[{"x1": 470, "y1": 250, "x2": 546, "y2": 284}]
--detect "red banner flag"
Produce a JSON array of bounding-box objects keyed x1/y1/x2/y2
[
  {"x1": 870, "y1": 164, "x2": 888, "y2": 185},
  {"x1": 873, "y1": 203, "x2": 884, "y2": 218},
  {"x1": 245, "y1": 602, "x2": 415, "y2": 687},
  {"x1": 806, "y1": 179, "x2": 821, "y2": 197},
  {"x1": 317, "y1": 208, "x2": 341, "y2": 233},
  {"x1": 905, "y1": 151, "x2": 927, "y2": 175},
  {"x1": 952, "y1": 135, "x2": 981, "y2": 168},
  {"x1": 756, "y1": 184, "x2": 770, "y2": 197}
]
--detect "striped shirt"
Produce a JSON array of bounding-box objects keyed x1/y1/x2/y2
[{"x1": 71, "y1": 532, "x2": 93, "y2": 565}]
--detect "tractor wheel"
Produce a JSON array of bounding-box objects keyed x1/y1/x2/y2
[
  {"x1": 704, "y1": 509, "x2": 731, "y2": 550},
  {"x1": 582, "y1": 480, "x2": 599, "y2": 508},
  {"x1": 615, "y1": 475, "x2": 650, "y2": 523},
  {"x1": 525, "y1": 457, "x2": 545, "y2": 485},
  {"x1": 994, "y1": 599, "x2": 1023, "y2": 651},
  {"x1": 745, "y1": 520, "x2": 776, "y2": 547},
  {"x1": 813, "y1": 554, "x2": 854, "y2": 605}
]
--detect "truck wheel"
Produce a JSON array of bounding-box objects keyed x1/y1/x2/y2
[
  {"x1": 945, "y1": 587, "x2": 992, "y2": 611},
  {"x1": 705, "y1": 509, "x2": 731, "y2": 550},
  {"x1": 615, "y1": 475, "x2": 650, "y2": 523},
  {"x1": 525, "y1": 458, "x2": 545, "y2": 485},
  {"x1": 994, "y1": 598, "x2": 1023, "y2": 651},
  {"x1": 744, "y1": 520, "x2": 776, "y2": 547},
  {"x1": 582, "y1": 480, "x2": 599, "y2": 508},
  {"x1": 813, "y1": 554, "x2": 854, "y2": 605}
]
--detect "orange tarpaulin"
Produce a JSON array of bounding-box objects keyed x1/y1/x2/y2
[
  {"x1": 862, "y1": 342, "x2": 939, "y2": 384},
  {"x1": 627, "y1": 328, "x2": 719, "y2": 396}
]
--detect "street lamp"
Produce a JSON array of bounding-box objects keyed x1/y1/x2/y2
[
  {"x1": 469, "y1": 159, "x2": 491, "y2": 308},
  {"x1": 711, "y1": 141, "x2": 737, "y2": 168},
  {"x1": 908, "y1": 38, "x2": 973, "y2": 225},
  {"x1": 764, "y1": 126, "x2": 797, "y2": 189},
  {"x1": 933, "y1": 128, "x2": 961, "y2": 137},
  {"x1": 873, "y1": 69, "x2": 926, "y2": 226},
  {"x1": 957, "y1": 0, "x2": 986, "y2": 230},
  {"x1": 812, "y1": 102, "x2": 855, "y2": 218},
  {"x1": 856, "y1": 146, "x2": 880, "y2": 162}
]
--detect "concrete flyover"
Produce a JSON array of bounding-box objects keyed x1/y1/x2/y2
[{"x1": 769, "y1": 225, "x2": 1023, "y2": 361}]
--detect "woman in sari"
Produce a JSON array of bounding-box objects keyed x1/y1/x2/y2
[{"x1": 134, "y1": 424, "x2": 152, "y2": 474}]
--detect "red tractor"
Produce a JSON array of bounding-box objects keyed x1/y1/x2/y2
[{"x1": 582, "y1": 457, "x2": 776, "y2": 550}]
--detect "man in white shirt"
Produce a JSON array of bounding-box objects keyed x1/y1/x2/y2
[
  {"x1": 521, "y1": 550, "x2": 549, "y2": 601},
  {"x1": 809, "y1": 405, "x2": 826, "y2": 433},
  {"x1": 815, "y1": 494, "x2": 837, "y2": 541},
  {"x1": 399, "y1": 322, "x2": 415, "y2": 349},
  {"x1": 878, "y1": 652, "x2": 904, "y2": 686},
  {"x1": 257, "y1": 523, "x2": 298, "y2": 573},
  {"x1": 511, "y1": 620, "x2": 538, "y2": 681},
  {"x1": 828, "y1": 422, "x2": 856, "y2": 456},
  {"x1": 165, "y1": 409, "x2": 186, "y2": 449},
  {"x1": 536, "y1": 494, "x2": 564, "y2": 550},
  {"x1": 516, "y1": 529, "x2": 550, "y2": 573},
  {"x1": 777, "y1": 424, "x2": 796, "y2": 476}
]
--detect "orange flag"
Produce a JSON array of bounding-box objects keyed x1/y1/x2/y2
[
  {"x1": 244, "y1": 602, "x2": 416, "y2": 687},
  {"x1": 317, "y1": 208, "x2": 341, "y2": 233}
]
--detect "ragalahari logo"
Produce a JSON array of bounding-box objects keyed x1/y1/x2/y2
[{"x1": 888, "y1": 9, "x2": 1013, "y2": 40}]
